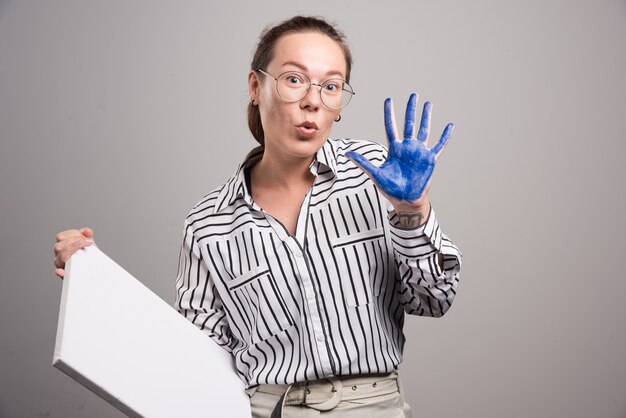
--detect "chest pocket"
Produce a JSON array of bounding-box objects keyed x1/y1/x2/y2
[
  {"x1": 330, "y1": 227, "x2": 385, "y2": 308},
  {"x1": 226, "y1": 266, "x2": 294, "y2": 344}
]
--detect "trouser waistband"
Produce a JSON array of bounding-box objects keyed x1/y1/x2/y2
[{"x1": 260, "y1": 371, "x2": 400, "y2": 416}]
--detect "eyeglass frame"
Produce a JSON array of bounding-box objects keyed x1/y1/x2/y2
[{"x1": 255, "y1": 68, "x2": 355, "y2": 110}]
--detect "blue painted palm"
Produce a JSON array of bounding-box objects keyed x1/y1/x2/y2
[{"x1": 347, "y1": 93, "x2": 454, "y2": 202}]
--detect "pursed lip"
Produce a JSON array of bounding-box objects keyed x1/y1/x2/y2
[
  {"x1": 295, "y1": 121, "x2": 319, "y2": 138},
  {"x1": 296, "y1": 121, "x2": 319, "y2": 130}
]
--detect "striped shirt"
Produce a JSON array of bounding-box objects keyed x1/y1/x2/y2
[{"x1": 175, "y1": 138, "x2": 462, "y2": 393}]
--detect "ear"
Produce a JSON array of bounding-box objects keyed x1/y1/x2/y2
[{"x1": 248, "y1": 70, "x2": 260, "y2": 103}]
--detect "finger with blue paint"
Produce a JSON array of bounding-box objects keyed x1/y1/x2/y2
[
  {"x1": 417, "y1": 100, "x2": 431, "y2": 143},
  {"x1": 432, "y1": 122, "x2": 454, "y2": 159},
  {"x1": 403, "y1": 92, "x2": 418, "y2": 140},
  {"x1": 346, "y1": 93, "x2": 454, "y2": 203}
]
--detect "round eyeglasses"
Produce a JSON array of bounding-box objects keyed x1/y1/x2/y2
[{"x1": 256, "y1": 69, "x2": 355, "y2": 110}]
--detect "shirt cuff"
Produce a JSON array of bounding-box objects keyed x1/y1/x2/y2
[{"x1": 387, "y1": 205, "x2": 443, "y2": 258}]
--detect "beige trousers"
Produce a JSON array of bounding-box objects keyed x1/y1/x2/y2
[{"x1": 250, "y1": 371, "x2": 412, "y2": 417}]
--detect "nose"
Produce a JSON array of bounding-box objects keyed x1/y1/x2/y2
[{"x1": 299, "y1": 84, "x2": 322, "y2": 111}]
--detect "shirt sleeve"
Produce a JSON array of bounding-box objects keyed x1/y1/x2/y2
[
  {"x1": 174, "y1": 219, "x2": 235, "y2": 352},
  {"x1": 387, "y1": 205, "x2": 463, "y2": 317}
]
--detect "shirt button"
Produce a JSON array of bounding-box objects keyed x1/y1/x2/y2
[
  {"x1": 316, "y1": 334, "x2": 324, "y2": 342},
  {"x1": 295, "y1": 252, "x2": 303, "y2": 258},
  {"x1": 307, "y1": 293, "x2": 315, "y2": 301}
]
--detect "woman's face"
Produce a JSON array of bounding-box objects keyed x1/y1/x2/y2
[{"x1": 249, "y1": 32, "x2": 346, "y2": 162}]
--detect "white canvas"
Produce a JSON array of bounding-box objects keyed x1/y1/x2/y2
[{"x1": 53, "y1": 246, "x2": 251, "y2": 418}]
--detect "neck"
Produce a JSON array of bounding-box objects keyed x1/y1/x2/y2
[{"x1": 252, "y1": 146, "x2": 315, "y2": 190}]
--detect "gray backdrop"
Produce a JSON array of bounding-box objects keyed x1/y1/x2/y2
[{"x1": 1, "y1": 0, "x2": 625, "y2": 417}]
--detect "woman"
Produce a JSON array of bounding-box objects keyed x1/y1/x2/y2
[{"x1": 54, "y1": 15, "x2": 462, "y2": 418}]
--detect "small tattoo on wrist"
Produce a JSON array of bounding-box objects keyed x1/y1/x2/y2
[{"x1": 397, "y1": 212, "x2": 424, "y2": 229}]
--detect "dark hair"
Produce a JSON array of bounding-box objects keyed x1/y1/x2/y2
[{"x1": 247, "y1": 16, "x2": 353, "y2": 146}]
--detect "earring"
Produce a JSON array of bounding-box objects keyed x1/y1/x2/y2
[
  {"x1": 334, "y1": 115, "x2": 342, "y2": 122},
  {"x1": 251, "y1": 99, "x2": 257, "y2": 106}
]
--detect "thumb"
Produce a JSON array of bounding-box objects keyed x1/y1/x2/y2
[
  {"x1": 346, "y1": 151, "x2": 380, "y2": 179},
  {"x1": 80, "y1": 227, "x2": 94, "y2": 239}
]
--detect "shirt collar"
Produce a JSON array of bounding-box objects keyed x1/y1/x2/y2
[{"x1": 214, "y1": 140, "x2": 339, "y2": 213}]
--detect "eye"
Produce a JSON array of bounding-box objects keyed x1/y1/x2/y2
[
  {"x1": 284, "y1": 73, "x2": 305, "y2": 85},
  {"x1": 323, "y1": 80, "x2": 342, "y2": 94}
]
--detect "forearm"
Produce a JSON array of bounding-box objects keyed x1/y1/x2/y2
[
  {"x1": 388, "y1": 205, "x2": 462, "y2": 317},
  {"x1": 397, "y1": 244, "x2": 461, "y2": 317}
]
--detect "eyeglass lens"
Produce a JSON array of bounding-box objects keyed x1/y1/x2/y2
[{"x1": 276, "y1": 71, "x2": 354, "y2": 109}]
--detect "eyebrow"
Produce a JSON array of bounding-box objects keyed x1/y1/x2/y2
[{"x1": 280, "y1": 61, "x2": 346, "y2": 79}]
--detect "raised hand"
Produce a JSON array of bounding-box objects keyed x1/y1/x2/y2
[{"x1": 346, "y1": 93, "x2": 453, "y2": 203}]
